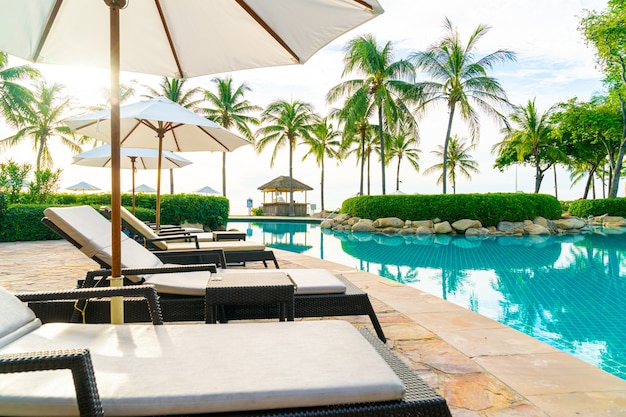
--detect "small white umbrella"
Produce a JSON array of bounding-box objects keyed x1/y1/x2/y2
[
  {"x1": 132, "y1": 184, "x2": 156, "y2": 193},
  {"x1": 66, "y1": 181, "x2": 101, "y2": 193},
  {"x1": 73, "y1": 144, "x2": 192, "y2": 214},
  {"x1": 66, "y1": 96, "x2": 250, "y2": 229},
  {"x1": 194, "y1": 185, "x2": 221, "y2": 195}
]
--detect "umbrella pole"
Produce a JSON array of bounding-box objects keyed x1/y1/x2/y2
[
  {"x1": 155, "y1": 132, "x2": 163, "y2": 231},
  {"x1": 130, "y1": 157, "x2": 136, "y2": 215},
  {"x1": 107, "y1": 0, "x2": 126, "y2": 324}
]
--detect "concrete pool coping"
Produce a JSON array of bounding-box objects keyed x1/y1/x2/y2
[{"x1": 1, "y1": 240, "x2": 625, "y2": 416}]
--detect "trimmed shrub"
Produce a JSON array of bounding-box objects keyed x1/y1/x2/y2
[
  {"x1": 568, "y1": 198, "x2": 626, "y2": 218},
  {"x1": 0, "y1": 204, "x2": 60, "y2": 242},
  {"x1": 160, "y1": 194, "x2": 229, "y2": 231},
  {"x1": 341, "y1": 193, "x2": 562, "y2": 227}
]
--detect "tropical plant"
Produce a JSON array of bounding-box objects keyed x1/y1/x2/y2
[
  {"x1": 25, "y1": 167, "x2": 61, "y2": 203},
  {"x1": 410, "y1": 17, "x2": 516, "y2": 194},
  {"x1": 0, "y1": 81, "x2": 81, "y2": 170},
  {"x1": 424, "y1": 135, "x2": 478, "y2": 194},
  {"x1": 302, "y1": 117, "x2": 342, "y2": 210},
  {"x1": 0, "y1": 52, "x2": 40, "y2": 127},
  {"x1": 255, "y1": 99, "x2": 318, "y2": 216},
  {"x1": 200, "y1": 76, "x2": 260, "y2": 197},
  {"x1": 327, "y1": 34, "x2": 419, "y2": 195},
  {"x1": 492, "y1": 99, "x2": 564, "y2": 193},
  {"x1": 142, "y1": 76, "x2": 203, "y2": 193},
  {"x1": 0, "y1": 159, "x2": 31, "y2": 204},
  {"x1": 580, "y1": 1, "x2": 626, "y2": 197},
  {"x1": 385, "y1": 120, "x2": 421, "y2": 192}
]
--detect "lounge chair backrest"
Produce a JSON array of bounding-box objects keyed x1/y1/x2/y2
[
  {"x1": 0, "y1": 286, "x2": 41, "y2": 348},
  {"x1": 44, "y1": 206, "x2": 164, "y2": 281},
  {"x1": 119, "y1": 206, "x2": 169, "y2": 250}
]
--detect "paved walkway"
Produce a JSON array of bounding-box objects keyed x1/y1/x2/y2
[{"x1": 1, "y1": 239, "x2": 626, "y2": 416}]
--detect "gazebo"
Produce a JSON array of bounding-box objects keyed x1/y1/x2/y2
[{"x1": 258, "y1": 176, "x2": 313, "y2": 216}]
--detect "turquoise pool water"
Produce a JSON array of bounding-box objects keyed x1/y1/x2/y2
[{"x1": 228, "y1": 220, "x2": 626, "y2": 380}]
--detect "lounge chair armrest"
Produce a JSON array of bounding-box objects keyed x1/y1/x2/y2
[
  {"x1": 147, "y1": 234, "x2": 199, "y2": 248},
  {"x1": 0, "y1": 349, "x2": 103, "y2": 416},
  {"x1": 154, "y1": 248, "x2": 227, "y2": 267},
  {"x1": 15, "y1": 286, "x2": 164, "y2": 325}
]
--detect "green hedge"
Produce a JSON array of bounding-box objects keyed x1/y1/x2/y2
[
  {"x1": 0, "y1": 204, "x2": 60, "y2": 242},
  {"x1": 341, "y1": 193, "x2": 563, "y2": 227},
  {"x1": 567, "y1": 198, "x2": 626, "y2": 218}
]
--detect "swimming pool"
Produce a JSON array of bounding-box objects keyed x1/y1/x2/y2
[{"x1": 227, "y1": 220, "x2": 626, "y2": 380}]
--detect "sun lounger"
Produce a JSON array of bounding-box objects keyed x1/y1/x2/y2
[
  {"x1": 39, "y1": 206, "x2": 387, "y2": 341},
  {"x1": 0, "y1": 285, "x2": 452, "y2": 416}
]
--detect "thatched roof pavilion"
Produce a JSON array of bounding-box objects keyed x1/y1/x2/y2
[{"x1": 258, "y1": 176, "x2": 313, "y2": 216}]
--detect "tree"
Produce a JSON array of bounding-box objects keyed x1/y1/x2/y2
[
  {"x1": 327, "y1": 34, "x2": 418, "y2": 195},
  {"x1": 492, "y1": 99, "x2": 564, "y2": 193},
  {"x1": 580, "y1": 1, "x2": 626, "y2": 197},
  {"x1": 410, "y1": 17, "x2": 516, "y2": 194},
  {"x1": 0, "y1": 52, "x2": 40, "y2": 127},
  {"x1": 385, "y1": 120, "x2": 420, "y2": 192},
  {"x1": 142, "y1": 77, "x2": 203, "y2": 193},
  {"x1": 0, "y1": 81, "x2": 81, "y2": 169},
  {"x1": 256, "y1": 99, "x2": 318, "y2": 216},
  {"x1": 302, "y1": 117, "x2": 342, "y2": 211},
  {"x1": 200, "y1": 76, "x2": 260, "y2": 197},
  {"x1": 424, "y1": 135, "x2": 478, "y2": 194}
]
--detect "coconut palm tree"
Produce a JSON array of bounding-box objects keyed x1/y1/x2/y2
[
  {"x1": 327, "y1": 34, "x2": 418, "y2": 195},
  {"x1": 492, "y1": 99, "x2": 564, "y2": 193},
  {"x1": 0, "y1": 81, "x2": 81, "y2": 169},
  {"x1": 142, "y1": 77, "x2": 203, "y2": 193},
  {"x1": 302, "y1": 117, "x2": 342, "y2": 211},
  {"x1": 424, "y1": 135, "x2": 479, "y2": 194},
  {"x1": 385, "y1": 120, "x2": 421, "y2": 192},
  {"x1": 256, "y1": 99, "x2": 318, "y2": 216},
  {"x1": 200, "y1": 76, "x2": 260, "y2": 197},
  {"x1": 410, "y1": 17, "x2": 516, "y2": 194},
  {"x1": 0, "y1": 52, "x2": 40, "y2": 127}
]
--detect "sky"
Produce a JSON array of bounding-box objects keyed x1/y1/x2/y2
[{"x1": 0, "y1": 0, "x2": 612, "y2": 214}]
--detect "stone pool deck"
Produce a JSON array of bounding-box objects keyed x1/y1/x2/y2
[{"x1": 1, "y1": 239, "x2": 625, "y2": 416}]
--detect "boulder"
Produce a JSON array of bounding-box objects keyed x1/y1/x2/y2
[
  {"x1": 320, "y1": 220, "x2": 333, "y2": 229},
  {"x1": 553, "y1": 218, "x2": 586, "y2": 230},
  {"x1": 346, "y1": 217, "x2": 361, "y2": 226},
  {"x1": 333, "y1": 213, "x2": 351, "y2": 224},
  {"x1": 433, "y1": 221, "x2": 453, "y2": 234},
  {"x1": 381, "y1": 226, "x2": 399, "y2": 234},
  {"x1": 524, "y1": 223, "x2": 550, "y2": 235},
  {"x1": 465, "y1": 227, "x2": 490, "y2": 237},
  {"x1": 415, "y1": 226, "x2": 433, "y2": 234},
  {"x1": 602, "y1": 216, "x2": 626, "y2": 226},
  {"x1": 496, "y1": 221, "x2": 515, "y2": 233},
  {"x1": 352, "y1": 221, "x2": 376, "y2": 233},
  {"x1": 373, "y1": 217, "x2": 405, "y2": 228},
  {"x1": 411, "y1": 220, "x2": 434, "y2": 229},
  {"x1": 452, "y1": 219, "x2": 482, "y2": 232},
  {"x1": 398, "y1": 227, "x2": 417, "y2": 235}
]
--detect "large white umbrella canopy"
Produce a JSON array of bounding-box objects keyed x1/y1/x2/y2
[
  {"x1": 0, "y1": 0, "x2": 383, "y2": 324},
  {"x1": 73, "y1": 144, "x2": 193, "y2": 214},
  {"x1": 66, "y1": 96, "x2": 250, "y2": 228}
]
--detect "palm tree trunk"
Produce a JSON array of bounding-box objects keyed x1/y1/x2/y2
[
  {"x1": 609, "y1": 97, "x2": 626, "y2": 198},
  {"x1": 396, "y1": 157, "x2": 401, "y2": 191},
  {"x1": 359, "y1": 134, "x2": 365, "y2": 195},
  {"x1": 378, "y1": 106, "x2": 386, "y2": 195},
  {"x1": 367, "y1": 149, "x2": 371, "y2": 195},
  {"x1": 534, "y1": 161, "x2": 543, "y2": 193},
  {"x1": 289, "y1": 137, "x2": 295, "y2": 217},
  {"x1": 222, "y1": 152, "x2": 227, "y2": 197},
  {"x1": 320, "y1": 157, "x2": 325, "y2": 211},
  {"x1": 442, "y1": 103, "x2": 456, "y2": 194},
  {"x1": 553, "y1": 164, "x2": 558, "y2": 200}
]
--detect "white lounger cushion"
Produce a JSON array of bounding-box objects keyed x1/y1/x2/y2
[
  {"x1": 0, "y1": 288, "x2": 42, "y2": 349},
  {"x1": 219, "y1": 269, "x2": 347, "y2": 295},
  {"x1": 0, "y1": 320, "x2": 405, "y2": 416}
]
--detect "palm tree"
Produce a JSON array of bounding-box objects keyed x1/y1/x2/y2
[
  {"x1": 410, "y1": 17, "x2": 516, "y2": 194},
  {"x1": 302, "y1": 117, "x2": 342, "y2": 211},
  {"x1": 0, "y1": 81, "x2": 81, "y2": 169},
  {"x1": 492, "y1": 99, "x2": 563, "y2": 193},
  {"x1": 256, "y1": 99, "x2": 318, "y2": 216},
  {"x1": 200, "y1": 76, "x2": 260, "y2": 197},
  {"x1": 385, "y1": 120, "x2": 421, "y2": 191},
  {"x1": 424, "y1": 135, "x2": 479, "y2": 194},
  {"x1": 143, "y1": 77, "x2": 203, "y2": 193},
  {"x1": 327, "y1": 34, "x2": 418, "y2": 195},
  {"x1": 87, "y1": 81, "x2": 138, "y2": 111},
  {"x1": 0, "y1": 52, "x2": 40, "y2": 127}
]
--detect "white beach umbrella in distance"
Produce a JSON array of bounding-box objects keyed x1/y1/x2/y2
[
  {"x1": 73, "y1": 144, "x2": 192, "y2": 214},
  {"x1": 0, "y1": 0, "x2": 383, "y2": 324},
  {"x1": 66, "y1": 96, "x2": 250, "y2": 229},
  {"x1": 66, "y1": 181, "x2": 101, "y2": 193},
  {"x1": 131, "y1": 183, "x2": 157, "y2": 193},
  {"x1": 195, "y1": 185, "x2": 221, "y2": 196}
]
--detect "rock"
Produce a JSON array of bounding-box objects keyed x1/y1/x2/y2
[
  {"x1": 452, "y1": 219, "x2": 482, "y2": 232},
  {"x1": 553, "y1": 218, "x2": 586, "y2": 230},
  {"x1": 333, "y1": 213, "x2": 351, "y2": 224},
  {"x1": 602, "y1": 216, "x2": 626, "y2": 226},
  {"x1": 411, "y1": 220, "x2": 434, "y2": 229},
  {"x1": 381, "y1": 226, "x2": 398, "y2": 234},
  {"x1": 398, "y1": 227, "x2": 416, "y2": 235},
  {"x1": 496, "y1": 221, "x2": 515, "y2": 233},
  {"x1": 373, "y1": 217, "x2": 405, "y2": 228},
  {"x1": 346, "y1": 217, "x2": 361, "y2": 226},
  {"x1": 333, "y1": 224, "x2": 345, "y2": 231},
  {"x1": 320, "y1": 220, "x2": 333, "y2": 229},
  {"x1": 433, "y1": 221, "x2": 453, "y2": 234},
  {"x1": 415, "y1": 226, "x2": 433, "y2": 234},
  {"x1": 533, "y1": 216, "x2": 549, "y2": 227},
  {"x1": 465, "y1": 227, "x2": 489, "y2": 237},
  {"x1": 351, "y1": 221, "x2": 376, "y2": 232},
  {"x1": 524, "y1": 223, "x2": 550, "y2": 235}
]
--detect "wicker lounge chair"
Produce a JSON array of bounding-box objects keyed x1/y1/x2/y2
[
  {"x1": 40, "y1": 206, "x2": 387, "y2": 341},
  {"x1": 0, "y1": 285, "x2": 452, "y2": 417},
  {"x1": 100, "y1": 205, "x2": 276, "y2": 266}
]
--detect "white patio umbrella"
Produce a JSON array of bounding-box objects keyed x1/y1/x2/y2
[
  {"x1": 66, "y1": 181, "x2": 101, "y2": 192},
  {"x1": 0, "y1": 0, "x2": 383, "y2": 324},
  {"x1": 195, "y1": 185, "x2": 221, "y2": 195},
  {"x1": 132, "y1": 183, "x2": 157, "y2": 193},
  {"x1": 66, "y1": 96, "x2": 250, "y2": 229},
  {"x1": 73, "y1": 144, "x2": 192, "y2": 214}
]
